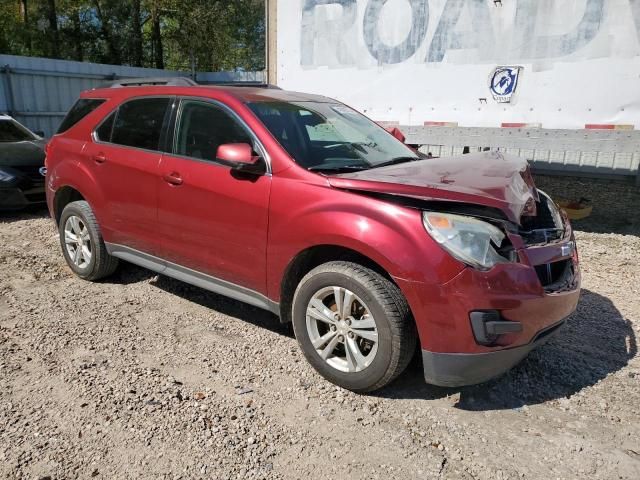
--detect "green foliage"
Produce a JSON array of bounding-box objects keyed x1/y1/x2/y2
[{"x1": 0, "y1": 0, "x2": 265, "y2": 72}]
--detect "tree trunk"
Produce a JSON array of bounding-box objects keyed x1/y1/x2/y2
[
  {"x1": 131, "y1": 0, "x2": 143, "y2": 66},
  {"x1": 93, "y1": 0, "x2": 121, "y2": 64},
  {"x1": 20, "y1": 0, "x2": 31, "y2": 54},
  {"x1": 151, "y1": 1, "x2": 164, "y2": 69},
  {"x1": 47, "y1": 0, "x2": 60, "y2": 58},
  {"x1": 71, "y1": 6, "x2": 83, "y2": 61}
]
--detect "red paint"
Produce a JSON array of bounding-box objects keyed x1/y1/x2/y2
[
  {"x1": 46, "y1": 84, "x2": 580, "y2": 359},
  {"x1": 424, "y1": 121, "x2": 458, "y2": 127},
  {"x1": 584, "y1": 124, "x2": 634, "y2": 130},
  {"x1": 385, "y1": 127, "x2": 406, "y2": 143}
]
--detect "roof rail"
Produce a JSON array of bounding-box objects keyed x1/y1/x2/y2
[
  {"x1": 102, "y1": 77, "x2": 198, "y2": 88},
  {"x1": 204, "y1": 82, "x2": 281, "y2": 90}
]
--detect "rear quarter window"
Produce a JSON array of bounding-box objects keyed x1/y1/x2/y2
[
  {"x1": 95, "y1": 112, "x2": 116, "y2": 142},
  {"x1": 57, "y1": 98, "x2": 106, "y2": 134}
]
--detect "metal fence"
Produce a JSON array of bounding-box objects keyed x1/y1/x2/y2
[
  {"x1": 2, "y1": 54, "x2": 639, "y2": 184},
  {"x1": 404, "y1": 126, "x2": 640, "y2": 185},
  {"x1": 0, "y1": 54, "x2": 265, "y2": 137}
]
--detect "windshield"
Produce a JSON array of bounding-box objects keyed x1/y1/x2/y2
[
  {"x1": 0, "y1": 119, "x2": 37, "y2": 142},
  {"x1": 247, "y1": 101, "x2": 419, "y2": 171}
]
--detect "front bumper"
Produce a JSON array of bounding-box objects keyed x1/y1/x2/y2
[
  {"x1": 422, "y1": 319, "x2": 565, "y2": 387},
  {"x1": 396, "y1": 226, "x2": 581, "y2": 387},
  {"x1": 0, "y1": 185, "x2": 46, "y2": 210}
]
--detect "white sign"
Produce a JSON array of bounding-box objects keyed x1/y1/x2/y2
[{"x1": 276, "y1": 0, "x2": 640, "y2": 129}]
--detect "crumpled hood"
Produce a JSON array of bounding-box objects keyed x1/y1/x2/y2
[
  {"x1": 327, "y1": 151, "x2": 537, "y2": 224},
  {"x1": 0, "y1": 140, "x2": 46, "y2": 167}
]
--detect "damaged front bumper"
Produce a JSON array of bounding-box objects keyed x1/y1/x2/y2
[{"x1": 421, "y1": 319, "x2": 565, "y2": 387}]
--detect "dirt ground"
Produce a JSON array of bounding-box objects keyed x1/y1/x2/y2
[{"x1": 1, "y1": 175, "x2": 639, "y2": 480}]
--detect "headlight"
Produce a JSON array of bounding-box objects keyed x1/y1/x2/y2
[
  {"x1": 423, "y1": 212, "x2": 509, "y2": 270},
  {"x1": 0, "y1": 168, "x2": 16, "y2": 182}
]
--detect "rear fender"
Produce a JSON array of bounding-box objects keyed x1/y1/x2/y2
[{"x1": 48, "y1": 147, "x2": 111, "y2": 234}]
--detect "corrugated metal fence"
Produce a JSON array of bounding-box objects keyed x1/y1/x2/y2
[
  {"x1": 403, "y1": 126, "x2": 640, "y2": 185},
  {"x1": 0, "y1": 54, "x2": 264, "y2": 137}
]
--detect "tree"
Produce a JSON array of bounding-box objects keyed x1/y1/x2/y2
[
  {"x1": 150, "y1": 0, "x2": 163, "y2": 69},
  {"x1": 131, "y1": 0, "x2": 143, "y2": 66},
  {"x1": 46, "y1": 0, "x2": 59, "y2": 58},
  {"x1": 93, "y1": 0, "x2": 121, "y2": 64},
  {"x1": 0, "y1": 0, "x2": 266, "y2": 72},
  {"x1": 20, "y1": 0, "x2": 32, "y2": 54}
]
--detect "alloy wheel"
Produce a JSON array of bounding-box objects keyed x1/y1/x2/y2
[
  {"x1": 305, "y1": 286, "x2": 379, "y2": 373},
  {"x1": 64, "y1": 215, "x2": 92, "y2": 269}
]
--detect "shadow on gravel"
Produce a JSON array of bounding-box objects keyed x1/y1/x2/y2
[
  {"x1": 107, "y1": 262, "x2": 292, "y2": 337},
  {"x1": 376, "y1": 289, "x2": 636, "y2": 410},
  {"x1": 0, "y1": 206, "x2": 49, "y2": 223},
  {"x1": 150, "y1": 271, "x2": 291, "y2": 338}
]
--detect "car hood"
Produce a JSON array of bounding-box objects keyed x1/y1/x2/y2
[
  {"x1": 327, "y1": 151, "x2": 537, "y2": 224},
  {"x1": 0, "y1": 140, "x2": 46, "y2": 167}
]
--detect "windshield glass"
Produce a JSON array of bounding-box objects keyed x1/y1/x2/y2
[
  {"x1": 0, "y1": 119, "x2": 36, "y2": 142},
  {"x1": 247, "y1": 101, "x2": 419, "y2": 171}
]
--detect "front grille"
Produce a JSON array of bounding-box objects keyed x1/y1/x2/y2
[{"x1": 534, "y1": 259, "x2": 576, "y2": 293}]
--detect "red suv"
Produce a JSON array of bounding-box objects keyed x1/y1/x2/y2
[{"x1": 45, "y1": 78, "x2": 580, "y2": 392}]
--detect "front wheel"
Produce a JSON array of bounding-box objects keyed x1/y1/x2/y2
[{"x1": 292, "y1": 261, "x2": 416, "y2": 392}]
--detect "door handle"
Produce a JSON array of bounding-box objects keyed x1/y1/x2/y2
[
  {"x1": 163, "y1": 172, "x2": 183, "y2": 186},
  {"x1": 93, "y1": 153, "x2": 107, "y2": 164}
]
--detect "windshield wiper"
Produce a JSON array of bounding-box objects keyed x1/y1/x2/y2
[
  {"x1": 308, "y1": 164, "x2": 368, "y2": 173},
  {"x1": 370, "y1": 156, "x2": 421, "y2": 169}
]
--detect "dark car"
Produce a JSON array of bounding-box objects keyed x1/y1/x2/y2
[
  {"x1": 45, "y1": 79, "x2": 580, "y2": 392},
  {"x1": 0, "y1": 114, "x2": 47, "y2": 210}
]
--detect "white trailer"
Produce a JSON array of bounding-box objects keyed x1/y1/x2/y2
[{"x1": 266, "y1": 0, "x2": 640, "y2": 183}]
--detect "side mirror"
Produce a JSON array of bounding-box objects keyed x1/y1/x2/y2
[{"x1": 216, "y1": 143, "x2": 265, "y2": 175}]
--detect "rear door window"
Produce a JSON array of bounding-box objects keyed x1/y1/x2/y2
[
  {"x1": 57, "y1": 99, "x2": 105, "y2": 134},
  {"x1": 111, "y1": 98, "x2": 170, "y2": 151}
]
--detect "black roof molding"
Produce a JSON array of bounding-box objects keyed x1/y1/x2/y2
[
  {"x1": 101, "y1": 77, "x2": 198, "y2": 88},
  {"x1": 99, "y1": 76, "x2": 281, "y2": 90}
]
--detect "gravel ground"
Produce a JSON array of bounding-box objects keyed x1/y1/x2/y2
[{"x1": 1, "y1": 176, "x2": 639, "y2": 480}]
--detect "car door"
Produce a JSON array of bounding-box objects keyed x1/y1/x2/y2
[
  {"x1": 156, "y1": 98, "x2": 271, "y2": 293},
  {"x1": 85, "y1": 96, "x2": 172, "y2": 254}
]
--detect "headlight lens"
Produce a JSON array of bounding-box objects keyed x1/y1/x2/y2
[
  {"x1": 0, "y1": 168, "x2": 16, "y2": 182},
  {"x1": 423, "y1": 212, "x2": 509, "y2": 270}
]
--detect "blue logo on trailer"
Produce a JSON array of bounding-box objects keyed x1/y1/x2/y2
[{"x1": 489, "y1": 66, "x2": 522, "y2": 103}]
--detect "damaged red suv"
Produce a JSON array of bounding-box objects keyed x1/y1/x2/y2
[{"x1": 45, "y1": 78, "x2": 580, "y2": 392}]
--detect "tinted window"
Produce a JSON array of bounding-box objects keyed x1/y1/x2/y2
[
  {"x1": 0, "y1": 119, "x2": 36, "y2": 142},
  {"x1": 111, "y1": 98, "x2": 170, "y2": 150},
  {"x1": 175, "y1": 100, "x2": 251, "y2": 161},
  {"x1": 95, "y1": 112, "x2": 115, "y2": 142},
  {"x1": 57, "y1": 99, "x2": 105, "y2": 134}
]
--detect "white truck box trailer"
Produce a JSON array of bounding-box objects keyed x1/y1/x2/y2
[{"x1": 266, "y1": 0, "x2": 640, "y2": 183}]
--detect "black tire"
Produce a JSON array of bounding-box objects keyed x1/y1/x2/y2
[
  {"x1": 58, "y1": 200, "x2": 118, "y2": 281},
  {"x1": 292, "y1": 261, "x2": 416, "y2": 392}
]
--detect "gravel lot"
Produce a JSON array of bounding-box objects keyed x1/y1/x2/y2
[{"x1": 1, "y1": 176, "x2": 639, "y2": 480}]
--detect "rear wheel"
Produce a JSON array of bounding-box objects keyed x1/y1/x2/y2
[
  {"x1": 292, "y1": 261, "x2": 416, "y2": 392},
  {"x1": 59, "y1": 200, "x2": 118, "y2": 281}
]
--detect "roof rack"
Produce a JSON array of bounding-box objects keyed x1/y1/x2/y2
[
  {"x1": 204, "y1": 82, "x2": 281, "y2": 90},
  {"x1": 102, "y1": 77, "x2": 198, "y2": 88}
]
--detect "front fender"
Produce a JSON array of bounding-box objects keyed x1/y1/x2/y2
[{"x1": 266, "y1": 176, "x2": 464, "y2": 301}]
